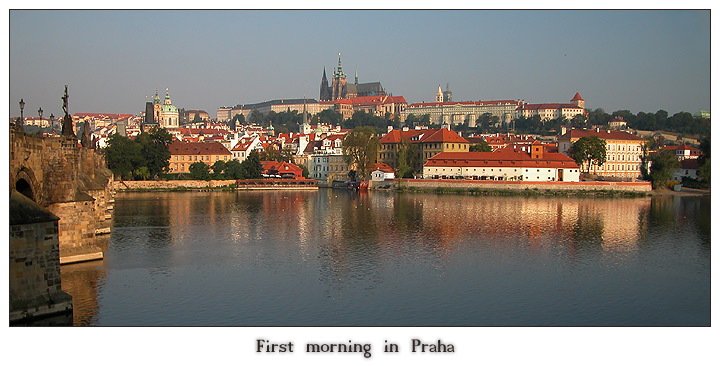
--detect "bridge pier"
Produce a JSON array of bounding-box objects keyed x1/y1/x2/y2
[{"x1": 10, "y1": 128, "x2": 115, "y2": 322}]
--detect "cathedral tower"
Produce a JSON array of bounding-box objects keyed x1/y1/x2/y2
[
  {"x1": 153, "y1": 90, "x2": 162, "y2": 125},
  {"x1": 320, "y1": 67, "x2": 331, "y2": 101},
  {"x1": 331, "y1": 52, "x2": 347, "y2": 100}
]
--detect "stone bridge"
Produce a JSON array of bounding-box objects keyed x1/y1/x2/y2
[{"x1": 10, "y1": 128, "x2": 114, "y2": 263}]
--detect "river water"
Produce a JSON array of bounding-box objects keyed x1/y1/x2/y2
[{"x1": 60, "y1": 189, "x2": 710, "y2": 326}]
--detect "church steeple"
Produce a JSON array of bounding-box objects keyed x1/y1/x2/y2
[
  {"x1": 320, "y1": 67, "x2": 331, "y2": 101},
  {"x1": 302, "y1": 96, "x2": 311, "y2": 134},
  {"x1": 355, "y1": 67, "x2": 358, "y2": 85},
  {"x1": 436, "y1": 85, "x2": 444, "y2": 103},
  {"x1": 334, "y1": 52, "x2": 345, "y2": 78}
]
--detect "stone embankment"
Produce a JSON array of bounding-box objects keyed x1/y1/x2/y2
[
  {"x1": 114, "y1": 179, "x2": 318, "y2": 191},
  {"x1": 381, "y1": 179, "x2": 652, "y2": 193}
]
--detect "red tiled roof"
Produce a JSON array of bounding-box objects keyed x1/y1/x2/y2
[
  {"x1": 232, "y1": 138, "x2": 256, "y2": 151},
  {"x1": 379, "y1": 128, "x2": 468, "y2": 144},
  {"x1": 662, "y1": 144, "x2": 701, "y2": 153},
  {"x1": 378, "y1": 129, "x2": 426, "y2": 143},
  {"x1": 169, "y1": 141, "x2": 231, "y2": 155},
  {"x1": 520, "y1": 103, "x2": 583, "y2": 111},
  {"x1": 74, "y1": 113, "x2": 135, "y2": 119},
  {"x1": 261, "y1": 161, "x2": 303, "y2": 176},
  {"x1": 559, "y1": 129, "x2": 644, "y2": 141},
  {"x1": 420, "y1": 128, "x2": 469, "y2": 143},
  {"x1": 425, "y1": 151, "x2": 579, "y2": 169},
  {"x1": 372, "y1": 162, "x2": 395, "y2": 173},
  {"x1": 571, "y1": 92, "x2": 584, "y2": 101},
  {"x1": 348, "y1": 95, "x2": 408, "y2": 106},
  {"x1": 178, "y1": 127, "x2": 232, "y2": 136}
]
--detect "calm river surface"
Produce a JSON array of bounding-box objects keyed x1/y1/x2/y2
[{"x1": 60, "y1": 189, "x2": 710, "y2": 326}]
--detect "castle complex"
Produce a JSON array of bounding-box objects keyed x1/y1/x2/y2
[{"x1": 319, "y1": 53, "x2": 386, "y2": 101}]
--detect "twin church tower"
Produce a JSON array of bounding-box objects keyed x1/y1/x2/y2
[{"x1": 319, "y1": 52, "x2": 386, "y2": 101}]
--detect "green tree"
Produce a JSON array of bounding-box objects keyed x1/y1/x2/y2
[
  {"x1": 395, "y1": 138, "x2": 418, "y2": 178},
  {"x1": 189, "y1": 161, "x2": 211, "y2": 180},
  {"x1": 570, "y1": 136, "x2": 607, "y2": 173},
  {"x1": 300, "y1": 164, "x2": 310, "y2": 179},
  {"x1": 260, "y1": 144, "x2": 293, "y2": 162},
  {"x1": 239, "y1": 150, "x2": 263, "y2": 179},
  {"x1": 314, "y1": 108, "x2": 343, "y2": 125},
  {"x1": 211, "y1": 160, "x2": 227, "y2": 179},
  {"x1": 404, "y1": 113, "x2": 418, "y2": 126},
  {"x1": 136, "y1": 127, "x2": 173, "y2": 178},
  {"x1": 699, "y1": 136, "x2": 710, "y2": 164},
  {"x1": 133, "y1": 166, "x2": 150, "y2": 180},
  {"x1": 571, "y1": 114, "x2": 587, "y2": 128},
  {"x1": 469, "y1": 140, "x2": 492, "y2": 152},
  {"x1": 698, "y1": 158, "x2": 710, "y2": 184},
  {"x1": 104, "y1": 133, "x2": 143, "y2": 180},
  {"x1": 231, "y1": 113, "x2": 246, "y2": 125},
  {"x1": 249, "y1": 110, "x2": 264, "y2": 125},
  {"x1": 224, "y1": 159, "x2": 243, "y2": 179},
  {"x1": 342, "y1": 126, "x2": 379, "y2": 181},
  {"x1": 192, "y1": 113, "x2": 203, "y2": 123},
  {"x1": 640, "y1": 139, "x2": 653, "y2": 180},
  {"x1": 648, "y1": 149, "x2": 680, "y2": 188}
]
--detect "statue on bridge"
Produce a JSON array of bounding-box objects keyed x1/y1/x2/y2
[
  {"x1": 61, "y1": 85, "x2": 75, "y2": 137},
  {"x1": 81, "y1": 121, "x2": 92, "y2": 148}
]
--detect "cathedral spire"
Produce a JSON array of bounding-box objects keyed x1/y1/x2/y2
[
  {"x1": 335, "y1": 52, "x2": 345, "y2": 78},
  {"x1": 355, "y1": 67, "x2": 358, "y2": 85}
]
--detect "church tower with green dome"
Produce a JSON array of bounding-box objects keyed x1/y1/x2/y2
[{"x1": 152, "y1": 88, "x2": 179, "y2": 129}]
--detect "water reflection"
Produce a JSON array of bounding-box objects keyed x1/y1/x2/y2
[
  {"x1": 60, "y1": 259, "x2": 106, "y2": 326},
  {"x1": 64, "y1": 190, "x2": 709, "y2": 325}
]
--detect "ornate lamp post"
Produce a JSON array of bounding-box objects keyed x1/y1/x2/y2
[
  {"x1": 18, "y1": 99, "x2": 25, "y2": 131},
  {"x1": 38, "y1": 107, "x2": 43, "y2": 128}
]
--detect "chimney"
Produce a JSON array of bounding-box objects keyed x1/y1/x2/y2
[{"x1": 561, "y1": 126, "x2": 567, "y2": 135}]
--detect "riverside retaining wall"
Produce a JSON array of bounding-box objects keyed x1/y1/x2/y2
[
  {"x1": 392, "y1": 179, "x2": 652, "y2": 192},
  {"x1": 114, "y1": 179, "x2": 318, "y2": 191}
]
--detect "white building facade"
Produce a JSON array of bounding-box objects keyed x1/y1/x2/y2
[{"x1": 423, "y1": 150, "x2": 581, "y2": 182}]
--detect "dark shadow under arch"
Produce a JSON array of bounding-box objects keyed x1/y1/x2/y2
[{"x1": 16, "y1": 178, "x2": 34, "y2": 202}]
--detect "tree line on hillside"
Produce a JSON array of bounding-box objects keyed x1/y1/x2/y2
[
  {"x1": 229, "y1": 109, "x2": 402, "y2": 135},
  {"x1": 405, "y1": 109, "x2": 709, "y2": 138}
]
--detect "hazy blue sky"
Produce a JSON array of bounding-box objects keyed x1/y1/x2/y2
[{"x1": 9, "y1": 10, "x2": 710, "y2": 119}]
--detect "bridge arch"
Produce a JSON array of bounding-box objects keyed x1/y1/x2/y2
[{"x1": 14, "y1": 167, "x2": 41, "y2": 204}]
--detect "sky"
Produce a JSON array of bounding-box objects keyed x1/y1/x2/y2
[{"x1": 8, "y1": 10, "x2": 711, "y2": 120}]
